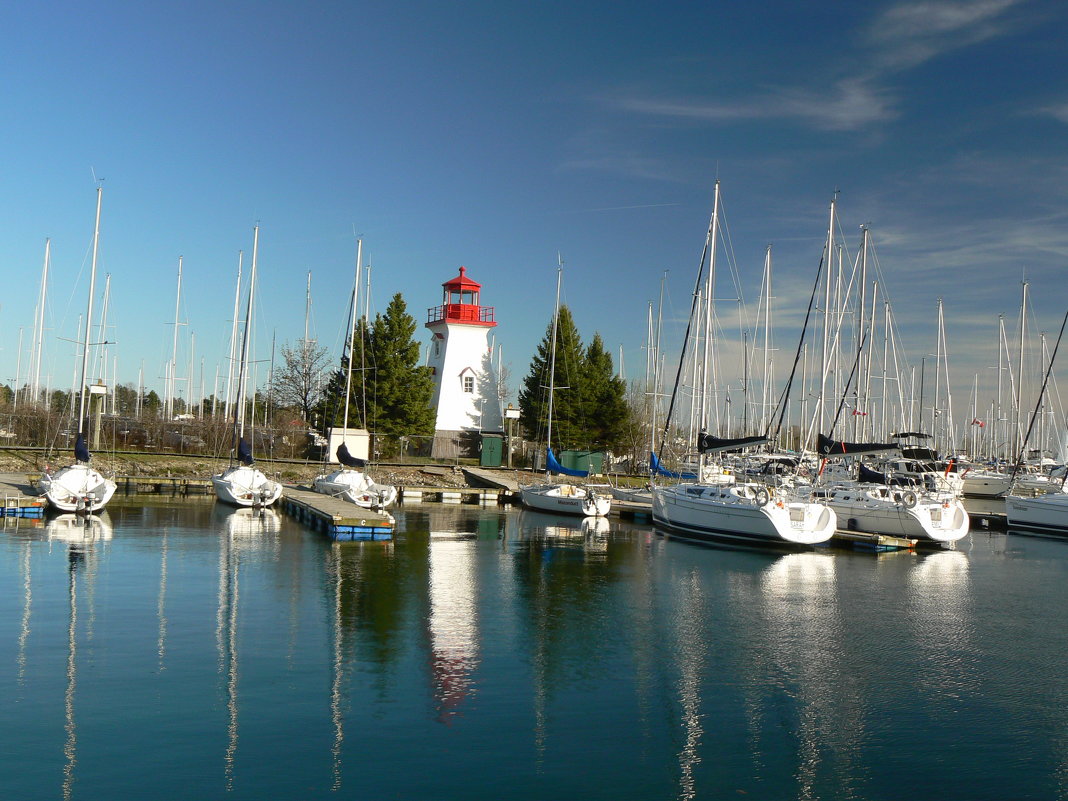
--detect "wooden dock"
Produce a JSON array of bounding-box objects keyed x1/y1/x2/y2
[
  {"x1": 461, "y1": 467, "x2": 520, "y2": 496},
  {"x1": 830, "y1": 529, "x2": 917, "y2": 552},
  {"x1": 281, "y1": 485, "x2": 394, "y2": 541},
  {"x1": 0, "y1": 473, "x2": 47, "y2": 518},
  {"x1": 399, "y1": 485, "x2": 508, "y2": 504}
]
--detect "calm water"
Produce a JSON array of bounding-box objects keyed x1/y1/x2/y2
[{"x1": 1, "y1": 500, "x2": 1067, "y2": 801}]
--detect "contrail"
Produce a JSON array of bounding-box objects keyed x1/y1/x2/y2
[{"x1": 572, "y1": 203, "x2": 682, "y2": 213}]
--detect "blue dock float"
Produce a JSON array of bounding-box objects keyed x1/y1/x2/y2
[
  {"x1": 0, "y1": 474, "x2": 47, "y2": 519},
  {"x1": 281, "y1": 485, "x2": 394, "y2": 541}
]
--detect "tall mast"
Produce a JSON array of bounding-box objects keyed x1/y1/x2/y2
[
  {"x1": 235, "y1": 227, "x2": 259, "y2": 444},
  {"x1": 77, "y1": 187, "x2": 103, "y2": 440},
  {"x1": 95, "y1": 273, "x2": 111, "y2": 388},
  {"x1": 304, "y1": 270, "x2": 312, "y2": 353},
  {"x1": 700, "y1": 180, "x2": 720, "y2": 436},
  {"x1": 224, "y1": 252, "x2": 243, "y2": 421},
  {"x1": 1016, "y1": 280, "x2": 1029, "y2": 458},
  {"x1": 13, "y1": 328, "x2": 23, "y2": 411},
  {"x1": 167, "y1": 257, "x2": 183, "y2": 421},
  {"x1": 760, "y1": 245, "x2": 772, "y2": 433},
  {"x1": 342, "y1": 239, "x2": 362, "y2": 440},
  {"x1": 31, "y1": 238, "x2": 50, "y2": 406},
  {"x1": 545, "y1": 258, "x2": 563, "y2": 474},
  {"x1": 818, "y1": 192, "x2": 837, "y2": 436}
]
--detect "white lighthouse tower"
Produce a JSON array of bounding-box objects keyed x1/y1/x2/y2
[{"x1": 425, "y1": 266, "x2": 503, "y2": 458}]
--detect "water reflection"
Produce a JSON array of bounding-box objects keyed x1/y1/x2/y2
[
  {"x1": 17, "y1": 539, "x2": 32, "y2": 685},
  {"x1": 428, "y1": 534, "x2": 480, "y2": 723},
  {"x1": 214, "y1": 508, "x2": 279, "y2": 791},
  {"x1": 906, "y1": 549, "x2": 972, "y2": 696},
  {"x1": 739, "y1": 552, "x2": 866, "y2": 798},
  {"x1": 44, "y1": 514, "x2": 107, "y2": 801}
]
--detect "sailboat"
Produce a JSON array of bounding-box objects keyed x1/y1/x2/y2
[
  {"x1": 1005, "y1": 306, "x2": 1068, "y2": 534},
  {"x1": 651, "y1": 181, "x2": 836, "y2": 547},
  {"x1": 519, "y1": 263, "x2": 611, "y2": 518},
  {"x1": 211, "y1": 226, "x2": 282, "y2": 508},
  {"x1": 313, "y1": 238, "x2": 397, "y2": 510},
  {"x1": 40, "y1": 187, "x2": 117, "y2": 514}
]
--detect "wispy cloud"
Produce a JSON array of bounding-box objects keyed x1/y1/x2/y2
[
  {"x1": 1038, "y1": 102, "x2": 1068, "y2": 124},
  {"x1": 608, "y1": 0, "x2": 1026, "y2": 133},
  {"x1": 867, "y1": 0, "x2": 1026, "y2": 71},
  {"x1": 613, "y1": 78, "x2": 895, "y2": 132}
]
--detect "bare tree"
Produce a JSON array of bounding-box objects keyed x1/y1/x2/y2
[{"x1": 273, "y1": 341, "x2": 331, "y2": 425}]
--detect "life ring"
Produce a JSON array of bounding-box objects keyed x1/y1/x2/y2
[
  {"x1": 754, "y1": 488, "x2": 770, "y2": 507},
  {"x1": 901, "y1": 490, "x2": 917, "y2": 509}
]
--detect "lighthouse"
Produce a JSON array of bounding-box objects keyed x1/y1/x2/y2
[{"x1": 425, "y1": 266, "x2": 503, "y2": 458}]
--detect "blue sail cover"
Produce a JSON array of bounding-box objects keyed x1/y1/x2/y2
[
  {"x1": 650, "y1": 452, "x2": 697, "y2": 480},
  {"x1": 337, "y1": 442, "x2": 366, "y2": 469},
  {"x1": 237, "y1": 437, "x2": 254, "y2": 466},
  {"x1": 547, "y1": 448, "x2": 588, "y2": 478},
  {"x1": 74, "y1": 433, "x2": 91, "y2": 463}
]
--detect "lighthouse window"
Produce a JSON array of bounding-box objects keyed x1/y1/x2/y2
[
  {"x1": 434, "y1": 340, "x2": 440, "y2": 357},
  {"x1": 463, "y1": 376, "x2": 474, "y2": 393}
]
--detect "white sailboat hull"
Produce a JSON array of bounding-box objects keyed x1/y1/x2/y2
[
  {"x1": 40, "y1": 464, "x2": 117, "y2": 514},
  {"x1": 519, "y1": 484, "x2": 611, "y2": 517},
  {"x1": 1006, "y1": 492, "x2": 1068, "y2": 534},
  {"x1": 652, "y1": 483, "x2": 836, "y2": 546},
  {"x1": 820, "y1": 486, "x2": 969, "y2": 543},
  {"x1": 313, "y1": 468, "x2": 397, "y2": 509},
  {"x1": 961, "y1": 471, "x2": 1013, "y2": 497},
  {"x1": 212, "y1": 465, "x2": 282, "y2": 508}
]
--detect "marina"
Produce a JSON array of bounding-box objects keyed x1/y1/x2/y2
[{"x1": 2, "y1": 500, "x2": 1068, "y2": 800}]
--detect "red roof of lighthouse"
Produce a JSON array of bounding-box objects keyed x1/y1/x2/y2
[{"x1": 442, "y1": 266, "x2": 481, "y2": 291}]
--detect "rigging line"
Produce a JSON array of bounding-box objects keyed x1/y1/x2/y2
[
  {"x1": 1010, "y1": 305, "x2": 1068, "y2": 485},
  {"x1": 827, "y1": 328, "x2": 870, "y2": 436},
  {"x1": 768, "y1": 253, "x2": 825, "y2": 442},
  {"x1": 658, "y1": 205, "x2": 715, "y2": 455}
]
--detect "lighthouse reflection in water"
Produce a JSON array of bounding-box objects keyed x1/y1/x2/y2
[{"x1": 1, "y1": 502, "x2": 1066, "y2": 800}]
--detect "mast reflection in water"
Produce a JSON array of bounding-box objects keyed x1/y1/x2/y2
[{"x1": 2, "y1": 505, "x2": 1068, "y2": 799}]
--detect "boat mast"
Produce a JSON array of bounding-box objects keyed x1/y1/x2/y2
[
  {"x1": 31, "y1": 238, "x2": 50, "y2": 407},
  {"x1": 77, "y1": 187, "x2": 103, "y2": 442},
  {"x1": 700, "y1": 181, "x2": 720, "y2": 438},
  {"x1": 817, "y1": 192, "x2": 836, "y2": 440},
  {"x1": 341, "y1": 239, "x2": 362, "y2": 447},
  {"x1": 166, "y1": 257, "x2": 183, "y2": 421},
  {"x1": 1015, "y1": 280, "x2": 1029, "y2": 460},
  {"x1": 234, "y1": 226, "x2": 259, "y2": 448},
  {"x1": 760, "y1": 245, "x2": 772, "y2": 434},
  {"x1": 223, "y1": 252, "x2": 243, "y2": 421},
  {"x1": 545, "y1": 258, "x2": 563, "y2": 475}
]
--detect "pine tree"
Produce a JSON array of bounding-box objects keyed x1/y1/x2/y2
[
  {"x1": 580, "y1": 333, "x2": 629, "y2": 451},
  {"x1": 518, "y1": 304, "x2": 588, "y2": 450},
  {"x1": 367, "y1": 293, "x2": 436, "y2": 441}
]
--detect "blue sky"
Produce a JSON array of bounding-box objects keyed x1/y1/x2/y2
[{"x1": 2, "y1": 0, "x2": 1066, "y2": 430}]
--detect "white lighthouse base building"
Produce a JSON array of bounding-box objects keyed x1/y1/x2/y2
[{"x1": 425, "y1": 266, "x2": 503, "y2": 459}]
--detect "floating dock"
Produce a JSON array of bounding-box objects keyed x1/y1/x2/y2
[
  {"x1": 0, "y1": 473, "x2": 47, "y2": 518},
  {"x1": 399, "y1": 485, "x2": 505, "y2": 504},
  {"x1": 281, "y1": 485, "x2": 394, "y2": 541},
  {"x1": 830, "y1": 529, "x2": 917, "y2": 552}
]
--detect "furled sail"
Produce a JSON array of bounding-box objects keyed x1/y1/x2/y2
[
  {"x1": 337, "y1": 442, "x2": 366, "y2": 469},
  {"x1": 817, "y1": 434, "x2": 899, "y2": 457},
  {"x1": 237, "y1": 437, "x2": 254, "y2": 466},
  {"x1": 858, "y1": 462, "x2": 888, "y2": 484},
  {"x1": 650, "y1": 452, "x2": 697, "y2": 480},
  {"x1": 697, "y1": 433, "x2": 768, "y2": 454},
  {"x1": 74, "y1": 433, "x2": 91, "y2": 463},
  {"x1": 547, "y1": 448, "x2": 588, "y2": 478}
]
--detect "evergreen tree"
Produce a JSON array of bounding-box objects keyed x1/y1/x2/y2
[
  {"x1": 518, "y1": 304, "x2": 588, "y2": 450},
  {"x1": 366, "y1": 293, "x2": 436, "y2": 439},
  {"x1": 580, "y1": 333, "x2": 629, "y2": 451}
]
